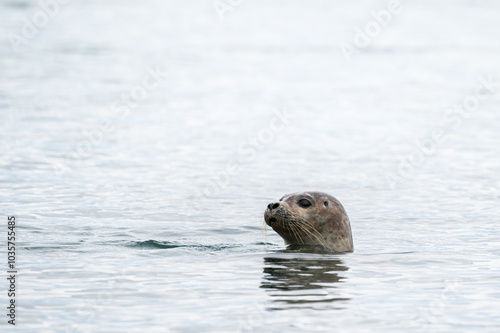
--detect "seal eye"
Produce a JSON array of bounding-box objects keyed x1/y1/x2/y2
[
  {"x1": 324, "y1": 201, "x2": 328, "y2": 207},
  {"x1": 298, "y1": 199, "x2": 312, "y2": 208}
]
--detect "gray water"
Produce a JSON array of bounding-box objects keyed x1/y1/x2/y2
[{"x1": 1, "y1": 0, "x2": 500, "y2": 332}]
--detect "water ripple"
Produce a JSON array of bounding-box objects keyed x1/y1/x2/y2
[{"x1": 125, "y1": 240, "x2": 241, "y2": 251}]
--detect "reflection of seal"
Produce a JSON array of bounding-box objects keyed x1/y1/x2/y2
[
  {"x1": 261, "y1": 254, "x2": 349, "y2": 308},
  {"x1": 264, "y1": 191, "x2": 353, "y2": 252}
]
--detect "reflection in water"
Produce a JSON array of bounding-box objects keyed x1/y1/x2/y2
[{"x1": 260, "y1": 249, "x2": 350, "y2": 310}]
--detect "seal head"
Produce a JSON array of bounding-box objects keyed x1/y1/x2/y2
[{"x1": 264, "y1": 191, "x2": 353, "y2": 252}]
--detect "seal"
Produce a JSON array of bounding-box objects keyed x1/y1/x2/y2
[{"x1": 264, "y1": 191, "x2": 353, "y2": 252}]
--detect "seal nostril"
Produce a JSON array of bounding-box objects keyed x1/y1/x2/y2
[
  {"x1": 268, "y1": 203, "x2": 280, "y2": 210},
  {"x1": 269, "y1": 217, "x2": 277, "y2": 223}
]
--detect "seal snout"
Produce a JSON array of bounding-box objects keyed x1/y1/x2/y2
[
  {"x1": 265, "y1": 202, "x2": 281, "y2": 225},
  {"x1": 267, "y1": 202, "x2": 280, "y2": 210}
]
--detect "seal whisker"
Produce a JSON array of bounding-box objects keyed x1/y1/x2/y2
[
  {"x1": 288, "y1": 219, "x2": 312, "y2": 244},
  {"x1": 288, "y1": 223, "x2": 298, "y2": 244},
  {"x1": 294, "y1": 222, "x2": 308, "y2": 244},
  {"x1": 295, "y1": 218, "x2": 328, "y2": 248},
  {"x1": 295, "y1": 214, "x2": 327, "y2": 247},
  {"x1": 298, "y1": 223, "x2": 327, "y2": 248},
  {"x1": 287, "y1": 220, "x2": 302, "y2": 245},
  {"x1": 290, "y1": 221, "x2": 305, "y2": 244},
  {"x1": 261, "y1": 219, "x2": 268, "y2": 240}
]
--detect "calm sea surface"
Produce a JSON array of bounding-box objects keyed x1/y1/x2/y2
[{"x1": 1, "y1": 0, "x2": 500, "y2": 332}]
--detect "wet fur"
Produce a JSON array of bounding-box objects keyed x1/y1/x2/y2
[{"x1": 264, "y1": 191, "x2": 353, "y2": 252}]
